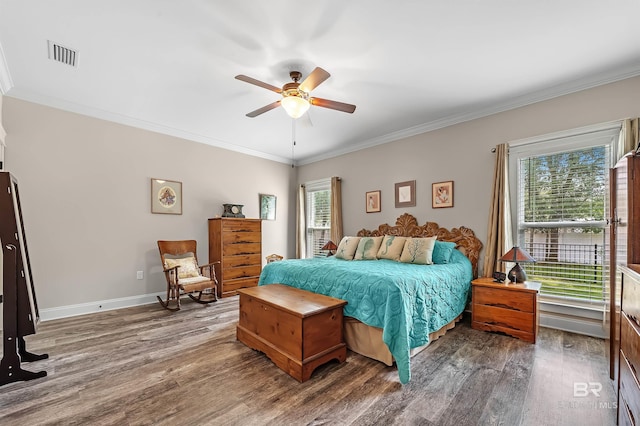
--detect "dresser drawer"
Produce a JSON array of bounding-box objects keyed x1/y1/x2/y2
[
  {"x1": 473, "y1": 304, "x2": 535, "y2": 333},
  {"x1": 223, "y1": 242, "x2": 261, "y2": 256},
  {"x1": 223, "y1": 231, "x2": 261, "y2": 244},
  {"x1": 223, "y1": 254, "x2": 262, "y2": 268},
  {"x1": 619, "y1": 391, "x2": 635, "y2": 426},
  {"x1": 620, "y1": 351, "x2": 640, "y2": 425},
  {"x1": 621, "y1": 312, "x2": 640, "y2": 383},
  {"x1": 623, "y1": 271, "x2": 640, "y2": 327},
  {"x1": 222, "y1": 220, "x2": 261, "y2": 233},
  {"x1": 473, "y1": 287, "x2": 535, "y2": 313},
  {"x1": 223, "y1": 265, "x2": 262, "y2": 280},
  {"x1": 223, "y1": 277, "x2": 258, "y2": 293}
]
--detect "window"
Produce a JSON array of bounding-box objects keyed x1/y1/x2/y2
[
  {"x1": 510, "y1": 125, "x2": 621, "y2": 306},
  {"x1": 305, "y1": 179, "x2": 331, "y2": 258}
]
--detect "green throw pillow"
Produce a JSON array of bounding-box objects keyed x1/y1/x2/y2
[{"x1": 433, "y1": 241, "x2": 456, "y2": 264}]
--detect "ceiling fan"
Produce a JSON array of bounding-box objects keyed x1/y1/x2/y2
[{"x1": 235, "y1": 67, "x2": 356, "y2": 119}]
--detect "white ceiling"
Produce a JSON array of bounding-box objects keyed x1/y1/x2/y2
[{"x1": 1, "y1": 1, "x2": 640, "y2": 165}]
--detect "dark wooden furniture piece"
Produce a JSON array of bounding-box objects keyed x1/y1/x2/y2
[
  {"x1": 471, "y1": 277, "x2": 541, "y2": 343},
  {"x1": 157, "y1": 240, "x2": 218, "y2": 311},
  {"x1": 607, "y1": 153, "x2": 640, "y2": 385},
  {"x1": 618, "y1": 265, "x2": 640, "y2": 426},
  {"x1": 236, "y1": 284, "x2": 347, "y2": 382},
  {"x1": 208, "y1": 217, "x2": 262, "y2": 298},
  {"x1": 0, "y1": 172, "x2": 48, "y2": 386}
]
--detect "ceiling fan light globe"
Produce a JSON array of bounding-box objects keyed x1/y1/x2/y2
[{"x1": 281, "y1": 96, "x2": 310, "y2": 119}]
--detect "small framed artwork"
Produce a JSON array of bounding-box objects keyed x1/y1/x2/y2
[
  {"x1": 395, "y1": 180, "x2": 416, "y2": 208},
  {"x1": 432, "y1": 181, "x2": 454, "y2": 208},
  {"x1": 366, "y1": 190, "x2": 381, "y2": 213},
  {"x1": 259, "y1": 193, "x2": 277, "y2": 220},
  {"x1": 151, "y1": 178, "x2": 182, "y2": 215}
]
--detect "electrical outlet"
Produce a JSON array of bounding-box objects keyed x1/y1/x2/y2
[{"x1": 136, "y1": 271, "x2": 144, "y2": 280}]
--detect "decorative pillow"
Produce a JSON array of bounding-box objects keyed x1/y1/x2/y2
[
  {"x1": 164, "y1": 256, "x2": 200, "y2": 279},
  {"x1": 354, "y1": 236, "x2": 384, "y2": 260},
  {"x1": 335, "y1": 236, "x2": 361, "y2": 260},
  {"x1": 400, "y1": 237, "x2": 437, "y2": 265},
  {"x1": 377, "y1": 235, "x2": 407, "y2": 261},
  {"x1": 433, "y1": 240, "x2": 456, "y2": 264}
]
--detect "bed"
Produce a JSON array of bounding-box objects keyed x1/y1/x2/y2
[{"x1": 258, "y1": 213, "x2": 483, "y2": 383}]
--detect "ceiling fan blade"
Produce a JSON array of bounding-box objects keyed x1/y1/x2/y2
[
  {"x1": 310, "y1": 97, "x2": 356, "y2": 114},
  {"x1": 299, "y1": 67, "x2": 331, "y2": 93},
  {"x1": 235, "y1": 75, "x2": 282, "y2": 93},
  {"x1": 246, "y1": 101, "x2": 281, "y2": 118}
]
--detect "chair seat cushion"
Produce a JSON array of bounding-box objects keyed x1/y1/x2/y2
[
  {"x1": 179, "y1": 275, "x2": 210, "y2": 285},
  {"x1": 179, "y1": 275, "x2": 215, "y2": 293}
]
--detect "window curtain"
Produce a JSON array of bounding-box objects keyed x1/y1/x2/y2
[
  {"x1": 482, "y1": 143, "x2": 513, "y2": 277},
  {"x1": 296, "y1": 184, "x2": 306, "y2": 258},
  {"x1": 330, "y1": 177, "x2": 343, "y2": 244},
  {"x1": 618, "y1": 118, "x2": 639, "y2": 160}
]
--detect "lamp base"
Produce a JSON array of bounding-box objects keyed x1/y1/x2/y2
[{"x1": 507, "y1": 263, "x2": 527, "y2": 283}]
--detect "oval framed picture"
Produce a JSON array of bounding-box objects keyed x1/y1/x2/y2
[{"x1": 151, "y1": 178, "x2": 182, "y2": 214}]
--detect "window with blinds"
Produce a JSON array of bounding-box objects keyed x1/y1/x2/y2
[
  {"x1": 305, "y1": 179, "x2": 331, "y2": 258},
  {"x1": 510, "y1": 126, "x2": 620, "y2": 306}
]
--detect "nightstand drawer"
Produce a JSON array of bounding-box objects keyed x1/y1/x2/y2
[
  {"x1": 473, "y1": 304, "x2": 535, "y2": 333},
  {"x1": 473, "y1": 287, "x2": 535, "y2": 313}
]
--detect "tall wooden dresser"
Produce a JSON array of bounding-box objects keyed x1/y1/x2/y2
[
  {"x1": 208, "y1": 218, "x2": 262, "y2": 298},
  {"x1": 618, "y1": 265, "x2": 640, "y2": 426}
]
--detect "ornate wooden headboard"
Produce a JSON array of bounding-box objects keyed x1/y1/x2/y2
[{"x1": 357, "y1": 213, "x2": 483, "y2": 278}]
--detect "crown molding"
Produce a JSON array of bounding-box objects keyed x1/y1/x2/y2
[
  {"x1": 0, "y1": 42, "x2": 13, "y2": 95},
  {"x1": 298, "y1": 65, "x2": 640, "y2": 165},
  {"x1": 6, "y1": 88, "x2": 294, "y2": 165}
]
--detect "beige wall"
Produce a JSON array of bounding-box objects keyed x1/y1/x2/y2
[
  {"x1": 3, "y1": 97, "x2": 294, "y2": 314},
  {"x1": 298, "y1": 76, "x2": 640, "y2": 276}
]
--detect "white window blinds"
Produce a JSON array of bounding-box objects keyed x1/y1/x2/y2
[
  {"x1": 510, "y1": 126, "x2": 620, "y2": 305},
  {"x1": 305, "y1": 179, "x2": 331, "y2": 258}
]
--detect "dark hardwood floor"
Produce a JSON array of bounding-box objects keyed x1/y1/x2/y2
[{"x1": 0, "y1": 296, "x2": 617, "y2": 425}]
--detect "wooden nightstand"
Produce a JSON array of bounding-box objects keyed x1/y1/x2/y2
[{"x1": 471, "y1": 277, "x2": 541, "y2": 343}]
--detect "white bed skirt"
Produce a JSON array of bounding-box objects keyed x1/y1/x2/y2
[{"x1": 343, "y1": 315, "x2": 462, "y2": 366}]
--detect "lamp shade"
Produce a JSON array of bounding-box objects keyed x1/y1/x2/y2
[
  {"x1": 499, "y1": 246, "x2": 535, "y2": 283},
  {"x1": 322, "y1": 240, "x2": 338, "y2": 256},
  {"x1": 281, "y1": 96, "x2": 310, "y2": 118},
  {"x1": 499, "y1": 246, "x2": 535, "y2": 263}
]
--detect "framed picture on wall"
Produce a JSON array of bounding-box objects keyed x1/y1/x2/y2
[
  {"x1": 366, "y1": 190, "x2": 381, "y2": 213},
  {"x1": 432, "y1": 180, "x2": 454, "y2": 208},
  {"x1": 395, "y1": 180, "x2": 416, "y2": 208},
  {"x1": 259, "y1": 193, "x2": 277, "y2": 220},
  {"x1": 151, "y1": 178, "x2": 182, "y2": 215}
]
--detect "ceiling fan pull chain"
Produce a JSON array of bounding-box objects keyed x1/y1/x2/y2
[{"x1": 291, "y1": 119, "x2": 296, "y2": 168}]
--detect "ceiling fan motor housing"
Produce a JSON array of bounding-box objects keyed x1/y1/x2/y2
[{"x1": 282, "y1": 82, "x2": 308, "y2": 100}]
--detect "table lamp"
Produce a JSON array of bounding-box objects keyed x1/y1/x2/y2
[
  {"x1": 322, "y1": 240, "x2": 338, "y2": 256},
  {"x1": 499, "y1": 246, "x2": 535, "y2": 283}
]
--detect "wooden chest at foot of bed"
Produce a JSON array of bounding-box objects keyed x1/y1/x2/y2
[{"x1": 236, "y1": 284, "x2": 347, "y2": 382}]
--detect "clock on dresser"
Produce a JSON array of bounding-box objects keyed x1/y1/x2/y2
[{"x1": 222, "y1": 203, "x2": 245, "y2": 218}]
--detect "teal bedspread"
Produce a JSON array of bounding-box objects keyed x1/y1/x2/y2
[{"x1": 258, "y1": 249, "x2": 472, "y2": 384}]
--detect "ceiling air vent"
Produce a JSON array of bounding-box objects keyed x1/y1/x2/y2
[{"x1": 47, "y1": 40, "x2": 78, "y2": 67}]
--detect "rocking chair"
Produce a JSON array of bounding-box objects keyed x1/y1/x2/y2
[{"x1": 157, "y1": 240, "x2": 219, "y2": 311}]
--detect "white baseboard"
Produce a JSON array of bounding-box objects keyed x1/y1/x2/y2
[
  {"x1": 539, "y1": 300, "x2": 607, "y2": 339},
  {"x1": 39, "y1": 292, "x2": 164, "y2": 321}
]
